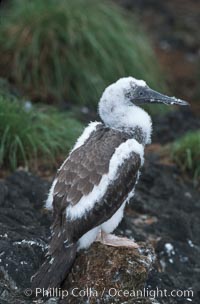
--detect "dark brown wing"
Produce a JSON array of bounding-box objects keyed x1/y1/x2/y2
[
  {"x1": 53, "y1": 125, "x2": 130, "y2": 213},
  {"x1": 70, "y1": 150, "x2": 141, "y2": 242}
]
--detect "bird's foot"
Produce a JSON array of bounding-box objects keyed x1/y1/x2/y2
[{"x1": 96, "y1": 230, "x2": 139, "y2": 248}]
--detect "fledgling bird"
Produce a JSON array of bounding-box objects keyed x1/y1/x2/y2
[{"x1": 31, "y1": 77, "x2": 188, "y2": 289}]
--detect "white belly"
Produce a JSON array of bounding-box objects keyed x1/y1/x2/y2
[
  {"x1": 77, "y1": 226, "x2": 99, "y2": 250},
  {"x1": 77, "y1": 184, "x2": 137, "y2": 250},
  {"x1": 101, "y1": 201, "x2": 126, "y2": 233},
  {"x1": 77, "y1": 202, "x2": 126, "y2": 250}
]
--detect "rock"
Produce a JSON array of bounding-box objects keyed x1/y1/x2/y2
[
  {"x1": 60, "y1": 242, "x2": 155, "y2": 304},
  {"x1": 0, "y1": 170, "x2": 156, "y2": 304},
  {"x1": 152, "y1": 108, "x2": 200, "y2": 144},
  {"x1": 116, "y1": 154, "x2": 200, "y2": 303},
  {"x1": 0, "y1": 156, "x2": 199, "y2": 303},
  {"x1": 0, "y1": 171, "x2": 51, "y2": 303}
]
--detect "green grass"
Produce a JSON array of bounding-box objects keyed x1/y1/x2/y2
[
  {"x1": 0, "y1": 78, "x2": 19, "y2": 100},
  {"x1": 0, "y1": 0, "x2": 165, "y2": 109},
  {"x1": 172, "y1": 130, "x2": 200, "y2": 180},
  {"x1": 142, "y1": 103, "x2": 171, "y2": 116},
  {"x1": 0, "y1": 95, "x2": 83, "y2": 170}
]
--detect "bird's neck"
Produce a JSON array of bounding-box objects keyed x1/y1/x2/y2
[{"x1": 100, "y1": 104, "x2": 152, "y2": 145}]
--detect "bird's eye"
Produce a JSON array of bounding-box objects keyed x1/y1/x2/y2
[{"x1": 139, "y1": 91, "x2": 143, "y2": 96}]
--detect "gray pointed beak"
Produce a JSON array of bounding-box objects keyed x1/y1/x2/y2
[{"x1": 134, "y1": 87, "x2": 189, "y2": 106}]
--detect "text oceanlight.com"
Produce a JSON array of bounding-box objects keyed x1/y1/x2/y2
[{"x1": 24, "y1": 287, "x2": 194, "y2": 300}]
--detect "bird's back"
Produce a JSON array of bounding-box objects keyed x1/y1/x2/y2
[{"x1": 52, "y1": 123, "x2": 131, "y2": 210}]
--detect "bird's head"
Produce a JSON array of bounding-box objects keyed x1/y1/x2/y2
[
  {"x1": 99, "y1": 77, "x2": 189, "y2": 143},
  {"x1": 99, "y1": 77, "x2": 189, "y2": 111}
]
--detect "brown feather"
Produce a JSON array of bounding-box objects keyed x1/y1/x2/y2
[{"x1": 52, "y1": 125, "x2": 131, "y2": 212}]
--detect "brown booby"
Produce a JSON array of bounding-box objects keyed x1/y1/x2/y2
[{"x1": 31, "y1": 77, "x2": 188, "y2": 289}]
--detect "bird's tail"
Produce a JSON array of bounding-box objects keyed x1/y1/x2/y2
[{"x1": 31, "y1": 241, "x2": 77, "y2": 290}]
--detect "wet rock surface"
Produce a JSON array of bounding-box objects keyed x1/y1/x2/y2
[
  {"x1": 0, "y1": 171, "x2": 51, "y2": 303},
  {"x1": 0, "y1": 154, "x2": 199, "y2": 303},
  {"x1": 117, "y1": 154, "x2": 200, "y2": 303},
  {"x1": 152, "y1": 108, "x2": 200, "y2": 144},
  {"x1": 0, "y1": 171, "x2": 156, "y2": 304}
]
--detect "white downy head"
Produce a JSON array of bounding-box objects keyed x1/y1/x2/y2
[
  {"x1": 99, "y1": 76, "x2": 189, "y2": 144},
  {"x1": 98, "y1": 77, "x2": 152, "y2": 144}
]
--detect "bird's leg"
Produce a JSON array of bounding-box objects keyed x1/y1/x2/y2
[{"x1": 96, "y1": 230, "x2": 139, "y2": 248}]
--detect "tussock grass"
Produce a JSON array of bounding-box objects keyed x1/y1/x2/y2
[
  {"x1": 172, "y1": 131, "x2": 200, "y2": 180},
  {"x1": 0, "y1": 0, "x2": 165, "y2": 108},
  {"x1": 0, "y1": 95, "x2": 83, "y2": 170},
  {"x1": 0, "y1": 78, "x2": 19, "y2": 100}
]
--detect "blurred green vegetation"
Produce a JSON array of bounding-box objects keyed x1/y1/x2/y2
[
  {"x1": 0, "y1": 77, "x2": 19, "y2": 100},
  {"x1": 0, "y1": 94, "x2": 83, "y2": 170},
  {"x1": 0, "y1": 0, "x2": 165, "y2": 109},
  {"x1": 172, "y1": 131, "x2": 200, "y2": 181},
  {"x1": 142, "y1": 103, "x2": 171, "y2": 116}
]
